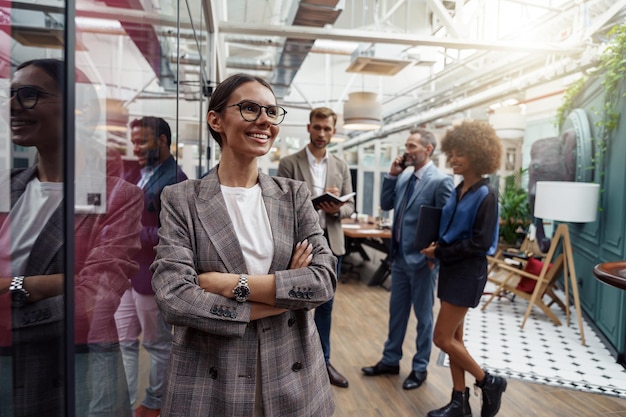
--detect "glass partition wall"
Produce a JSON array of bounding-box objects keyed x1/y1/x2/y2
[{"x1": 0, "y1": 0, "x2": 208, "y2": 415}]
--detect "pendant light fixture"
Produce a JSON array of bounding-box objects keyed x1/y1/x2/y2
[{"x1": 343, "y1": 91, "x2": 382, "y2": 131}]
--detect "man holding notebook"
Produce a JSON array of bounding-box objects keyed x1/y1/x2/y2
[
  {"x1": 361, "y1": 127, "x2": 454, "y2": 391},
  {"x1": 276, "y1": 106, "x2": 354, "y2": 388}
]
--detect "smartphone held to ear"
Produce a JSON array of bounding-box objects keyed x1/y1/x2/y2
[{"x1": 399, "y1": 154, "x2": 409, "y2": 169}]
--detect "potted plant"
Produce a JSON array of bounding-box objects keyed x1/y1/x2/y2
[{"x1": 499, "y1": 168, "x2": 531, "y2": 246}]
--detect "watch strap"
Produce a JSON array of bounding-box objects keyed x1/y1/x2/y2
[{"x1": 9, "y1": 276, "x2": 26, "y2": 292}]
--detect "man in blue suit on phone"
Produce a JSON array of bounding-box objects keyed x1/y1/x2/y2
[{"x1": 362, "y1": 127, "x2": 454, "y2": 391}]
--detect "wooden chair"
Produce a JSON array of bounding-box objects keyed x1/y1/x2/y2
[
  {"x1": 482, "y1": 253, "x2": 567, "y2": 328},
  {"x1": 485, "y1": 235, "x2": 539, "y2": 300}
]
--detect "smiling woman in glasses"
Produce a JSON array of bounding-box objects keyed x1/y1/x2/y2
[
  {"x1": 151, "y1": 73, "x2": 336, "y2": 416},
  {"x1": 8, "y1": 68, "x2": 63, "y2": 153},
  {"x1": 7, "y1": 86, "x2": 58, "y2": 110},
  {"x1": 227, "y1": 100, "x2": 287, "y2": 125}
]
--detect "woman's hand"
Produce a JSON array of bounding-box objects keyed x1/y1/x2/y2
[
  {"x1": 421, "y1": 243, "x2": 438, "y2": 270},
  {"x1": 420, "y1": 242, "x2": 437, "y2": 258},
  {"x1": 290, "y1": 239, "x2": 313, "y2": 269}
]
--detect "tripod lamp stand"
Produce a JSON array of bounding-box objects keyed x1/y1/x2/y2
[{"x1": 533, "y1": 181, "x2": 600, "y2": 346}]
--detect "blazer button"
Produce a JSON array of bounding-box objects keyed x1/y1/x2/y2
[
  {"x1": 288, "y1": 317, "x2": 296, "y2": 327},
  {"x1": 292, "y1": 362, "x2": 303, "y2": 372},
  {"x1": 209, "y1": 367, "x2": 218, "y2": 379}
]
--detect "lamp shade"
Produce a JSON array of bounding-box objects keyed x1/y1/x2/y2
[
  {"x1": 343, "y1": 92, "x2": 382, "y2": 131},
  {"x1": 534, "y1": 181, "x2": 600, "y2": 223},
  {"x1": 489, "y1": 105, "x2": 526, "y2": 139}
]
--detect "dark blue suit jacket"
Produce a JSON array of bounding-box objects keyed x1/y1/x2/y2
[
  {"x1": 381, "y1": 163, "x2": 454, "y2": 268},
  {"x1": 124, "y1": 155, "x2": 187, "y2": 294}
]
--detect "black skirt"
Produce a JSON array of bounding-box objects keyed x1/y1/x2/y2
[{"x1": 438, "y1": 256, "x2": 488, "y2": 308}]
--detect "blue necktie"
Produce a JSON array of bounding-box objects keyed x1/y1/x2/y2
[{"x1": 395, "y1": 175, "x2": 417, "y2": 242}]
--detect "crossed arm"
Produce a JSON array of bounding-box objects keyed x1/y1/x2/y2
[{"x1": 197, "y1": 239, "x2": 313, "y2": 320}]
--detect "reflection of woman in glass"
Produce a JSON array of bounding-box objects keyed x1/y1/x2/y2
[
  {"x1": 151, "y1": 73, "x2": 336, "y2": 416},
  {"x1": 421, "y1": 120, "x2": 505, "y2": 417},
  {"x1": 0, "y1": 59, "x2": 142, "y2": 416}
]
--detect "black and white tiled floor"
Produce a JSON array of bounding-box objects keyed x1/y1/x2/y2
[{"x1": 438, "y1": 282, "x2": 626, "y2": 398}]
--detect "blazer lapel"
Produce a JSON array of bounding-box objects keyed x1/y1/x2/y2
[
  {"x1": 258, "y1": 174, "x2": 292, "y2": 273},
  {"x1": 325, "y1": 154, "x2": 337, "y2": 187},
  {"x1": 195, "y1": 169, "x2": 246, "y2": 274},
  {"x1": 407, "y1": 165, "x2": 434, "y2": 208},
  {"x1": 295, "y1": 149, "x2": 315, "y2": 193},
  {"x1": 9, "y1": 168, "x2": 65, "y2": 275},
  {"x1": 26, "y1": 205, "x2": 64, "y2": 275}
]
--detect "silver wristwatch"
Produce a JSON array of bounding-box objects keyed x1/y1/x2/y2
[
  {"x1": 232, "y1": 274, "x2": 250, "y2": 303},
  {"x1": 9, "y1": 276, "x2": 30, "y2": 308}
]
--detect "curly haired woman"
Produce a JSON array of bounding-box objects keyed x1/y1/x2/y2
[{"x1": 421, "y1": 120, "x2": 506, "y2": 417}]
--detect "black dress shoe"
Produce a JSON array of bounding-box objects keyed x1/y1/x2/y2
[
  {"x1": 403, "y1": 370, "x2": 427, "y2": 390},
  {"x1": 327, "y1": 363, "x2": 349, "y2": 388},
  {"x1": 361, "y1": 361, "x2": 400, "y2": 376}
]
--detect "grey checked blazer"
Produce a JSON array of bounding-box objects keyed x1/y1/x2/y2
[{"x1": 151, "y1": 168, "x2": 336, "y2": 416}]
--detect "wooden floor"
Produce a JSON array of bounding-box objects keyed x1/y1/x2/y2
[{"x1": 329, "y1": 252, "x2": 626, "y2": 417}]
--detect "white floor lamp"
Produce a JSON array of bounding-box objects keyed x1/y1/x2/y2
[{"x1": 533, "y1": 181, "x2": 600, "y2": 346}]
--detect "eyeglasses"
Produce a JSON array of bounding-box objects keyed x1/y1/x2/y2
[
  {"x1": 5, "y1": 86, "x2": 58, "y2": 109},
  {"x1": 227, "y1": 101, "x2": 287, "y2": 125}
]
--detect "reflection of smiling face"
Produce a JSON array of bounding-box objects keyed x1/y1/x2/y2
[
  {"x1": 10, "y1": 65, "x2": 62, "y2": 152},
  {"x1": 131, "y1": 126, "x2": 162, "y2": 168},
  {"x1": 212, "y1": 81, "x2": 279, "y2": 158}
]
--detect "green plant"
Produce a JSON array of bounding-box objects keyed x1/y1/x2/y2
[
  {"x1": 557, "y1": 23, "x2": 626, "y2": 161},
  {"x1": 556, "y1": 76, "x2": 587, "y2": 128},
  {"x1": 595, "y1": 24, "x2": 626, "y2": 157},
  {"x1": 499, "y1": 168, "x2": 531, "y2": 245}
]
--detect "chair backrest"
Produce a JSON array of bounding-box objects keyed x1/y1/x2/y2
[{"x1": 538, "y1": 253, "x2": 565, "y2": 294}]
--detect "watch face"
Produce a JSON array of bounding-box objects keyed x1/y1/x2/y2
[
  {"x1": 11, "y1": 289, "x2": 29, "y2": 307},
  {"x1": 233, "y1": 285, "x2": 250, "y2": 302}
]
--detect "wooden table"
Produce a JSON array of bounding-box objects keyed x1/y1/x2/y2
[
  {"x1": 593, "y1": 261, "x2": 626, "y2": 291},
  {"x1": 342, "y1": 219, "x2": 392, "y2": 287}
]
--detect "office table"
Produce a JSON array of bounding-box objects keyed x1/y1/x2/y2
[{"x1": 342, "y1": 219, "x2": 392, "y2": 287}]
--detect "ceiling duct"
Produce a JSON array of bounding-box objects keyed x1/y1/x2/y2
[
  {"x1": 346, "y1": 44, "x2": 413, "y2": 76},
  {"x1": 8, "y1": 9, "x2": 86, "y2": 50},
  {"x1": 225, "y1": 35, "x2": 283, "y2": 48},
  {"x1": 226, "y1": 56, "x2": 273, "y2": 72},
  {"x1": 270, "y1": 0, "x2": 343, "y2": 98}
]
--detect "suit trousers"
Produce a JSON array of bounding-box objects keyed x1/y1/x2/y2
[
  {"x1": 114, "y1": 288, "x2": 172, "y2": 409},
  {"x1": 314, "y1": 255, "x2": 342, "y2": 364},
  {"x1": 381, "y1": 256, "x2": 436, "y2": 372}
]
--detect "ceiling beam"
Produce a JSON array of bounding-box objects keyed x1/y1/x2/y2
[
  {"x1": 581, "y1": 0, "x2": 626, "y2": 41},
  {"x1": 425, "y1": 0, "x2": 463, "y2": 38},
  {"x1": 218, "y1": 22, "x2": 578, "y2": 53},
  {"x1": 335, "y1": 54, "x2": 598, "y2": 151}
]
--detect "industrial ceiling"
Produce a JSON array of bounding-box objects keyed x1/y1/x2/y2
[{"x1": 3, "y1": 0, "x2": 626, "y2": 154}]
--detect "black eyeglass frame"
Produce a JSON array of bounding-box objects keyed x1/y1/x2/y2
[
  {"x1": 227, "y1": 100, "x2": 287, "y2": 125},
  {"x1": 8, "y1": 86, "x2": 58, "y2": 110}
]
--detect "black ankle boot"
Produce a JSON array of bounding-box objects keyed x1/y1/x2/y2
[
  {"x1": 427, "y1": 387, "x2": 471, "y2": 417},
  {"x1": 477, "y1": 372, "x2": 507, "y2": 417}
]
